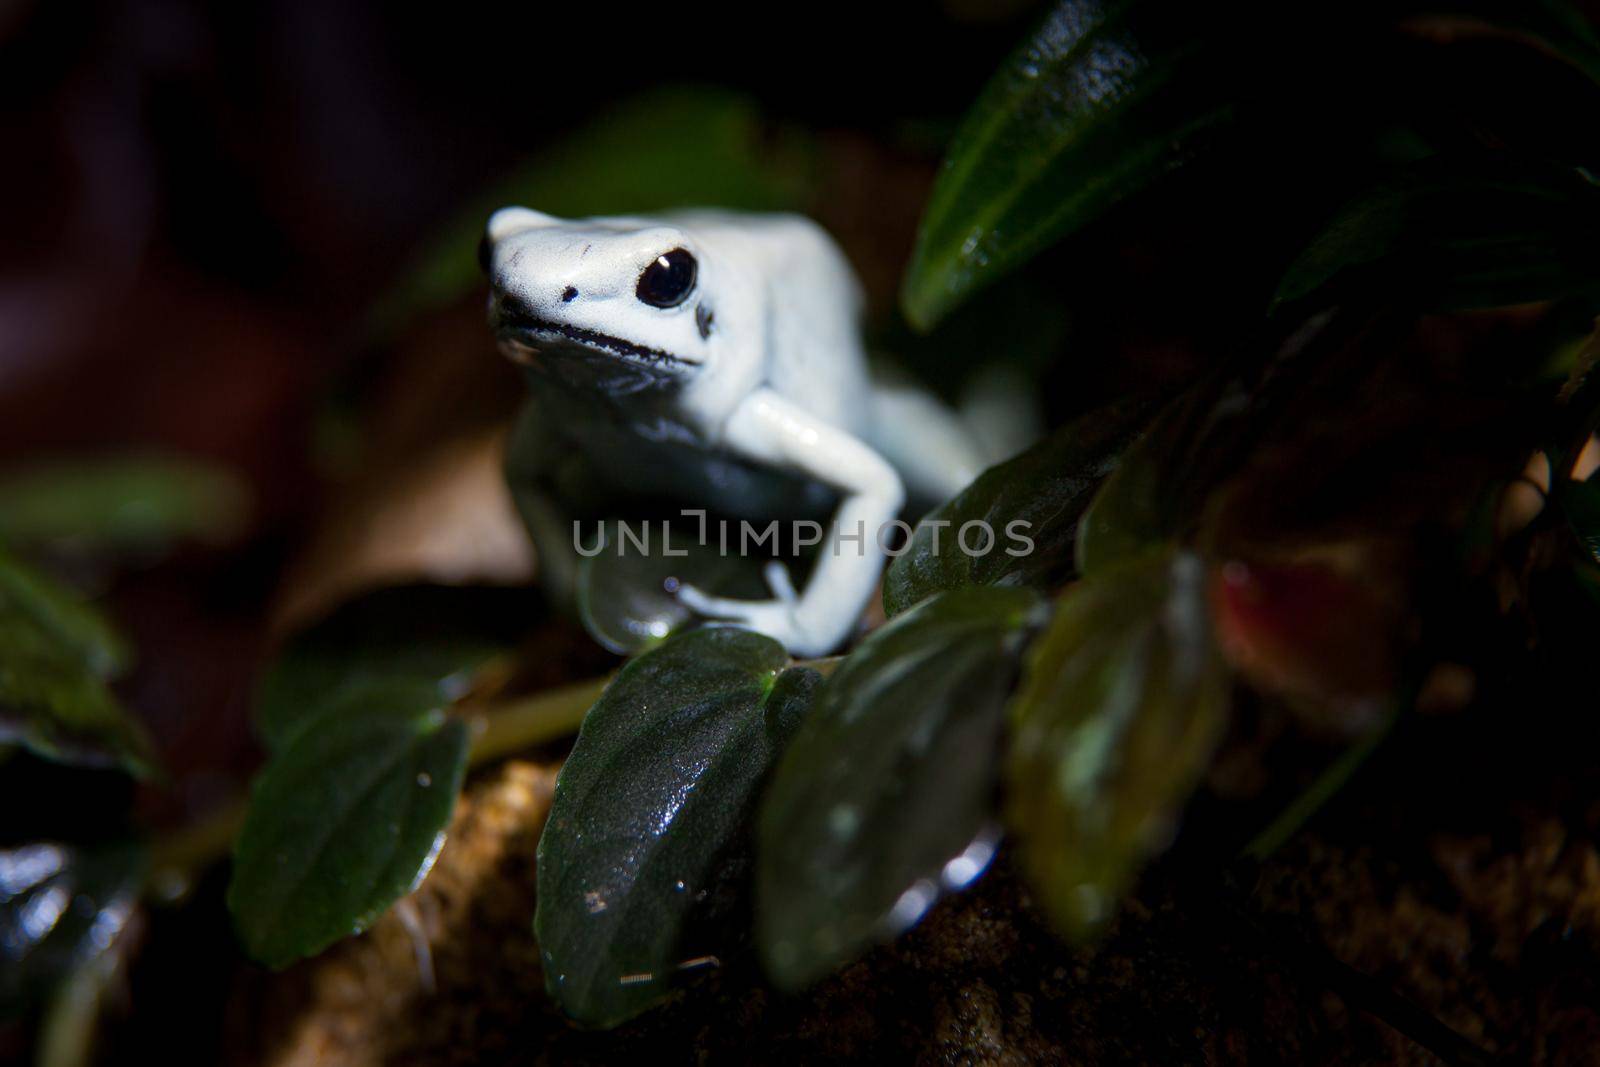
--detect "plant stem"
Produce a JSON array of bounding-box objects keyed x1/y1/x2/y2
[
  {"x1": 35, "y1": 949, "x2": 118, "y2": 1067},
  {"x1": 146, "y1": 796, "x2": 248, "y2": 899},
  {"x1": 1240, "y1": 714, "x2": 1393, "y2": 864},
  {"x1": 465, "y1": 675, "x2": 610, "y2": 766}
]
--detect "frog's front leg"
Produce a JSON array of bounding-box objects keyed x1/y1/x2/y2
[{"x1": 677, "y1": 388, "x2": 905, "y2": 657}]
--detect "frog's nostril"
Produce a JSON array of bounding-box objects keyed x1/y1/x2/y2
[{"x1": 561, "y1": 286, "x2": 579, "y2": 303}]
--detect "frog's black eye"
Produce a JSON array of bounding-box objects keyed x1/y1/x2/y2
[{"x1": 636, "y1": 248, "x2": 697, "y2": 308}]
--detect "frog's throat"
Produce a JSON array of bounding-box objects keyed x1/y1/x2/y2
[{"x1": 495, "y1": 313, "x2": 699, "y2": 367}]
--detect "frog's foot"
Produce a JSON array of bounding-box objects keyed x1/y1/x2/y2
[{"x1": 677, "y1": 564, "x2": 838, "y2": 657}]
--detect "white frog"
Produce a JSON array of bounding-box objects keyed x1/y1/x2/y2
[{"x1": 482, "y1": 207, "x2": 994, "y2": 657}]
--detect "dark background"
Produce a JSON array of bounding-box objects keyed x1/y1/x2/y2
[
  {"x1": 0, "y1": 2, "x2": 1040, "y2": 1061},
  {"x1": 0, "y1": 0, "x2": 1043, "y2": 784}
]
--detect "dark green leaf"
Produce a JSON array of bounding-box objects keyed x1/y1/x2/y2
[
  {"x1": 900, "y1": 0, "x2": 1600, "y2": 329},
  {"x1": 1006, "y1": 550, "x2": 1229, "y2": 940},
  {"x1": 575, "y1": 523, "x2": 772, "y2": 654},
  {"x1": 0, "y1": 840, "x2": 146, "y2": 1015},
  {"x1": 0, "y1": 456, "x2": 248, "y2": 557},
  {"x1": 228, "y1": 679, "x2": 470, "y2": 969},
  {"x1": 884, "y1": 395, "x2": 1157, "y2": 615},
  {"x1": 535, "y1": 628, "x2": 813, "y2": 1027},
  {"x1": 256, "y1": 585, "x2": 536, "y2": 753},
  {"x1": 900, "y1": 0, "x2": 1238, "y2": 329},
  {"x1": 1075, "y1": 378, "x2": 1240, "y2": 574},
  {"x1": 370, "y1": 87, "x2": 812, "y2": 339},
  {"x1": 757, "y1": 586, "x2": 1045, "y2": 991},
  {"x1": 0, "y1": 549, "x2": 126, "y2": 676},
  {"x1": 0, "y1": 548, "x2": 156, "y2": 778},
  {"x1": 1274, "y1": 158, "x2": 1600, "y2": 312}
]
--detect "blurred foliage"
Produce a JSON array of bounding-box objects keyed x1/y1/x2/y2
[
  {"x1": 1006, "y1": 551, "x2": 1228, "y2": 940},
  {"x1": 1274, "y1": 157, "x2": 1600, "y2": 312},
  {"x1": 1074, "y1": 376, "x2": 1246, "y2": 575},
  {"x1": 0, "y1": 452, "x2": 248, "y2": 780},
  {"x1": 369, "y1": 87, "x2": 814, "y2": 340},
  {"x1": 0, "y1": 456, "x2": 248, "y2": 560},
  {"x1": 0, "y1": 547, "x2": 155, "y2": 779},
  {"x1": 0, "y1": 841, "x2": 145, "y2": 1016}
]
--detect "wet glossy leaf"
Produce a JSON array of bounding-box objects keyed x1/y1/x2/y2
[
  {"x1": 228, "y1": 679, "x2": 470, "y2": 969},
  {"x1": 0, "y1": 456, "x2": 248, "y2": 557},
  {"x1": 0, "y1": 840, "x2": 145, "y2": 1015},
  {"x1": 1006, "y1": 551, "x2": 1229, "y2": 940},
  {"x1": 0, "y1": 549, "x2": 156, "y2": 778},
  {"x1": 575, "y1": 524, "x2": 771, "y2": 655},
  {"x1": 884, "y1": 395, "x2": 1156, "y2": 616},
  {"x1": 757, "y1": 586, "x2": 1045, "y2": 991},
  {"x1": 901, "y1": 0, "x2": 1239, "y2": 329},
  {"x1": 535, "y1": 628, "x2": 813, "y2": 1027},
  {"x1": 371, "y1": 87, "x2": 811, "y2": 338},
  {"x1": 256, "y1": 584, "x2": 536, "y2": 753},
  {"x1": 1274, "y1": 158, "x2": 1600, "y2": 312}
]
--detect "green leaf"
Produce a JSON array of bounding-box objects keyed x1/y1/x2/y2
[
  {"x1": 0, "y1": 840, "x2": 146, "y2": 1015},
  {"x1": 535, "y1": 628, "x2": 813, "y2": 1027},
  {"x1": 0, "y1": 455, "x2": 248, "y2": 557},
  {"x1": 1006, "y1": 550, "x2": 1229, "y2": 940},
  {"x1": 884, "y1": 394, "x2": 1157, "y2": 616},
  {"x1": 899, "y1": 0, "x2": 1600, "y2": 329},
  {"x1": 757, "y1": 586, "x2": 1045, "y2": 991},
  {"x1": 900, "y1": 0, "x2": 1238, "y2": 329},
  {"x1": 1075, "y1": 378, "x2": 1239, "y2": 575},
  {"x1": 1274, "y1": 158, "x2": 1600, "y2": 312},
  {"x1": 233, "y1": 586, "x2": 535, "y2": 967},
  {"x1": 255, "y1": 584, "x2": 535, "y2": 753},
  {"x1": 0, "y1": 548, "x2": 156, "y2": 778},
  {"x1": 228, "y1": 679, "x2": 470, "y2": 969},
  {"x1": 370, "y1": 87, "x2": 812, "y2": 339},
  {"x1": 575, "y1": 523, "x2": 772, "y2": 655}
]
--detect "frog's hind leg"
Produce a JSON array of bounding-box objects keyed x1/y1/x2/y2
[
  {"x1": 958, "y1": 364, "x2": 1043, "y2": 470},
  {"x1": 864, "y1": 378, "x2": 991, "y2": 506}
]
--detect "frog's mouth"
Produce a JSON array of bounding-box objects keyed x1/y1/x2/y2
[{"x1": 494, "y1": 309, "x2": 698, "y2": 368}]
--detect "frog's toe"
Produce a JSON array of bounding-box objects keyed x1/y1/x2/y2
[
  {"x1": 675, "y1": 585, "x2": 808, "y2": 649},
  {"x1": 675, "y1": 583, "x2": 739, "y2": 618},
  {"x1": 762, "y1": 561, "x2": 799, "y2": 604}
]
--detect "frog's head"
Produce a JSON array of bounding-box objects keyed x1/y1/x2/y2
[{"x1": 482, "y1": 207, "x2": 725, "y2": 392}]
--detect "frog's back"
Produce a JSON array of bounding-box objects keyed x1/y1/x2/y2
[{"x1": 665, "y1": 209, "x2": 874, "y2": 434}]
